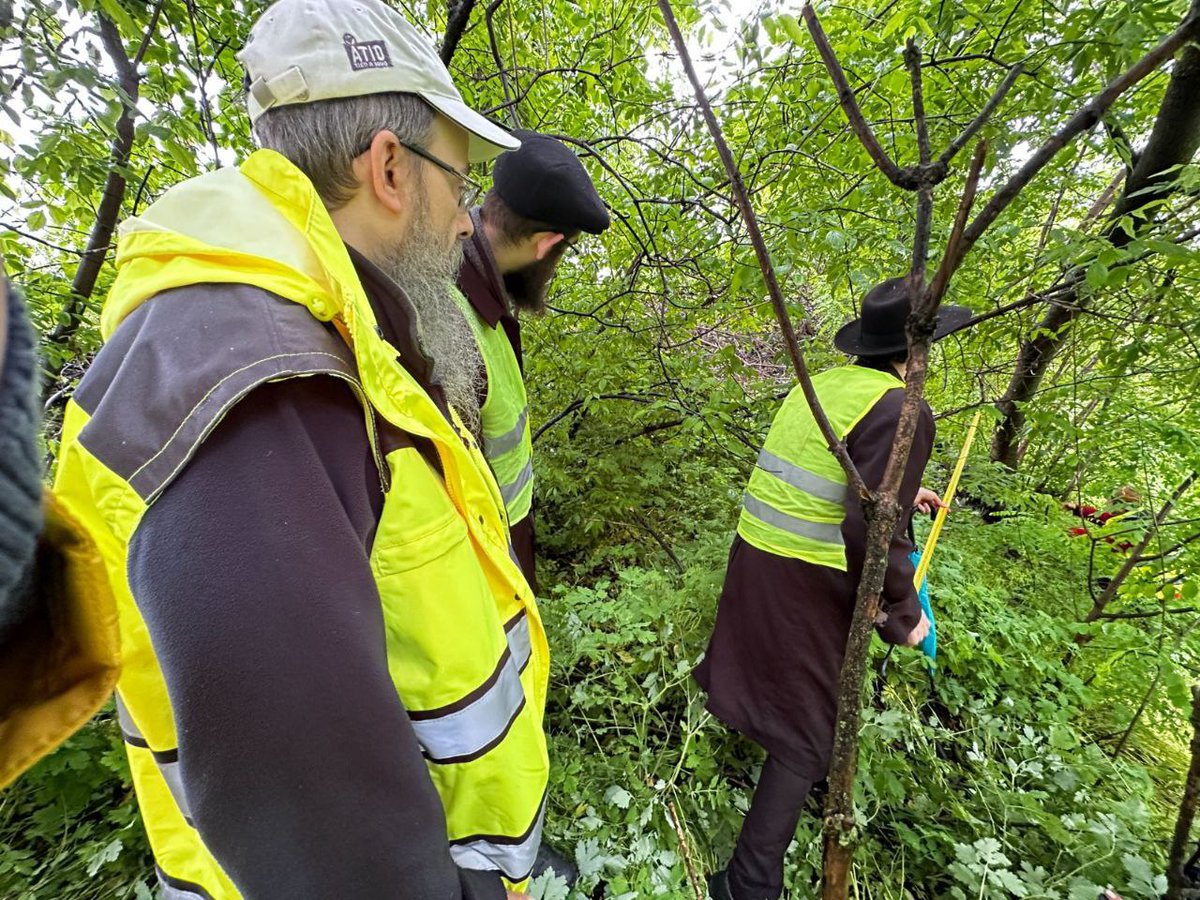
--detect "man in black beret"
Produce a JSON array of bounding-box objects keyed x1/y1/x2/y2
[{"x1": 456, "y1": 130, "x2": 609, "y2": 593}]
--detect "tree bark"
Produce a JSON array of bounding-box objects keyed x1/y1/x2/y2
[
  {"x1": 1167, "y1": 685, "x2": 1200, "y2": 900},
  {"x1": 991, "y1": 0, "x2": 1200, "y2": 468},
  {"x1": 439, "y1": 0, "x2": 477, "y2": 66}
]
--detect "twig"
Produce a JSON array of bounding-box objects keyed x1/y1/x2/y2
[
  {"x1": 485, "y1": 0, "x2": 519, "y2": 128},
  {"x1": 661, "y1": 791, "x2": 704, "y2": 900},
  {"x1": 658, "y1": 0, "x2": 865, "y2": 498},
  {"x1": 937, "y1": 64, "x2": 1022, "y2": 167},
  {"x1": 1099, "y1": 606, "x2": 1196, "y2": 620},
  {"x1": 0, "y1": 223, "x2": 79, "y2": 255},
  {"x1": 802, "y1": 3, "x2": 911, "y2": 189},
  {"x1": 184, "y1": 0, "x2": 220, "y2": 167}
]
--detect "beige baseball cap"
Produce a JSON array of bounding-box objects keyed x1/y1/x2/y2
[{"x1": 238, "y1": 0, "x2": 519, "y2": 163}]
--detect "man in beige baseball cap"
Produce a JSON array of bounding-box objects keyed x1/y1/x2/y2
[
  {"x1": 240, "y1": 0, "x2": 517, "y2": 162},
  {"x1": 51, "y1": 0, "x2": 548, "y2": 897}
]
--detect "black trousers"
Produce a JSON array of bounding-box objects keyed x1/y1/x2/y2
[{"x1": 728, "y1": 755, "x2": 815, "y2": 900}]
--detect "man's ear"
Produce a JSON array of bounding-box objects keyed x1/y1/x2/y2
[
  {"x1": 532, "y1": 231, "x2": 565, "y2": 261},
  {"x1": 359, "y1": 129, "x2": 409, "y2": 215}
]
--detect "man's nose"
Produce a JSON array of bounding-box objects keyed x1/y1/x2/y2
[{"x1": 457, "y1": 207, "x2": 473, "y2": 241}]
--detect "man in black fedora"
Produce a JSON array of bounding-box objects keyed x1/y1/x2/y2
[{"x1": 695, "y1": 278, "x2": 971, "y2": 900}]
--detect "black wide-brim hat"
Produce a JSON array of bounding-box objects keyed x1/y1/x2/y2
[{"x1": 833, "y1": 277, "x2": 973, "y2": 356}]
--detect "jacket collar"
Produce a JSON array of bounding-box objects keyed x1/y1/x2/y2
[{"x1": 460, "y1": 208, "x2": 511, "y2": 329}]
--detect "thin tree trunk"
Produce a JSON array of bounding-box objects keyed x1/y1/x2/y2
[
  {"x1": 439, "y1": 0, "x2": 477, "y2": 66},
  {"x1": 1167, "y1": 685, "x2": 1200, "y2": 900},
  {"x1": 43, "y1": 3, "x2": 163, "y2": 396},
  {"x1": 991, "y1": 0, "x2": 1200, "y2": 468}
]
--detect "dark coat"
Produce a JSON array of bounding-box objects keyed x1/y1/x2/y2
[{"x1": 693, "y1": 386, "x2": 934, "y2": 780}]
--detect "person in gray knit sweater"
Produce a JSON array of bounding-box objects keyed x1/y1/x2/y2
[{"x1": 0, "y1": 271, "x2": 119, "y2": 791}]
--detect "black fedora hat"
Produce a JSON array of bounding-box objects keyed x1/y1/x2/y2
[{"x1": 833, "y1": 277, "x2": 972, "y2": 356}]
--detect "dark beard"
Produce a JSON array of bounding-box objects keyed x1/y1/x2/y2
[{"x1": 503, "y1": 241, "x2": 568, "y2": 314}]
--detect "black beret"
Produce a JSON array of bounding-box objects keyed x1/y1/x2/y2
[{"x1": 492, "y1": 130, "x2": 610, "y2": 235}]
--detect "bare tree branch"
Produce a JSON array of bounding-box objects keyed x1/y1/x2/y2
[
  {"x1": 1100, "y1": 606, "x2": 1197, "y2": 620},
  {"x1": 658, "y1": 0, "x2": 865, "y2": 498},
  {"x1": 929, "y1": 141, "x2": 988, "y2": 304},
  {"x1": 802, "y1": 3, "x2": 912, "y2": 189},
  {"x1": 937, "y1": 64, "x2": 1022, "y2": 168}
]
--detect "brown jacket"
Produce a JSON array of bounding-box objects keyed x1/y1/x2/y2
[{"x1": 0, "y1": 276, "x2": 119, "y2": 791}]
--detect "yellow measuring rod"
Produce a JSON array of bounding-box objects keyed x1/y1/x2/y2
[{"x1": 914, "y1": 409, "x2": 983, "y2": 587}]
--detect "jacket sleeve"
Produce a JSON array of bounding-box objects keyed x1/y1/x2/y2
[
  {"x1": 126, "y1": 376, "x2": 505, "y2": 900},
  {"x1": 843, "y1": 387, "x2": 936, "y2": 646}
]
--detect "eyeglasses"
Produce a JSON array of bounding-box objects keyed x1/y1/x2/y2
[
  {"x1": 356, "y1": 135, "x2": 483, "y2": 209},
  {"x1": 399, "y1": 141, "x2": 483, "y2": 209}
]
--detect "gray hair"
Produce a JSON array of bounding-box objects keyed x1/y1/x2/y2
[{"x1": 252, "y1": 92, "x2": 435, "y2": 209}]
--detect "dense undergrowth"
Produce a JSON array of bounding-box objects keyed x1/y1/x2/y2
[{"x1": 2, "y1": 465, "x2": 1191, "y2": 899}]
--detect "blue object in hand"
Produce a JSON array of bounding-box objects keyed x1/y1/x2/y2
[{"x1": 908, "y1": 549, "x2": 937, "y2": 669}]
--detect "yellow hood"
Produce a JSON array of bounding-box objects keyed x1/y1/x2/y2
[{"x1": 102, "y1": 150, "x2": 356, "y2": 340}]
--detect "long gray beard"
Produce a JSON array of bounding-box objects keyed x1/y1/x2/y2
[{"x1": 375, "y1": 219, "x2": 485, "y2": 440}]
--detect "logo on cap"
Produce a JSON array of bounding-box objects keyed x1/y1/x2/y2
[{"x1": 343, "y1": 33, "x2": 392, "y2": 71}]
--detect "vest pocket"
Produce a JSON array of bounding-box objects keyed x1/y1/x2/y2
[
  {"x1": 371, "y1": 447, "x2": 510, "y2": 712},
  {"x1": 371, "y1": 448, "x2": 468, "y2": 577}
]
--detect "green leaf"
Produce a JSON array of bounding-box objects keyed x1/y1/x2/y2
[
  {"x1": 778, "y1": 13, "x2": 805, "y2": 44},
  {"x1": 1085, "y1": 260, "x2": 1109, "y2": 290}
]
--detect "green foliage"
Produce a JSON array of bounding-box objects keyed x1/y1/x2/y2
[
  {"x1": 526, "y1": 494, "x2": 1192, "y2": 898},
  {"x1": 2, "y1": 0, "x2": 1198, "y2": 896},
  {"x1": 0, "y1": 709, "x2": 153, "y2": 899}
]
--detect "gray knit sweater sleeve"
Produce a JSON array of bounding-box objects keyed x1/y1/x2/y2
[{"x1": 0, "y1": 279, "x2": 45, "y2": 635}]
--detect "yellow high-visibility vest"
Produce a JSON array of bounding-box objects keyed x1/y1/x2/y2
[
  {"x1": 738, "y1": 365, "x2": 903, "y2": 569},
  {"x1": 452, "y1": 288, "x2": 534, "y2": 524},
  {"x1": 53, "y1": 149, "x2": 549, "y2": 897}
]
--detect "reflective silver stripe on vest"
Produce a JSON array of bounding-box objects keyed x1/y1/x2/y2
[
  {"x1": 409, "y1": 613, "x2": 533, "y2": 764},
  {"x1": 499, "y1": 459, "x2": 534, "y2": 507},
  {"x1": 115, "y1": 694, "x2": 195, "y2": 823},
  {"x1": 505, "y1": 612, "x2": 532, "y2": 673},
  {"x1": 114, "y1": 691, "x2": 140, "y2": 740},
  {"x1": 484, "y1": 407, "x2": 529, "y2": 459},
  {"x1": 755, "y1": 448, "x2": 848, "y2": 505},
  {"x1": 741, "y1": 493, "x2": 845, "y2": 545},
  {"x1": 450, "y1": 793, "x2": 546, "y2": 881},
  {"x1": 157, "y1": 881, "x2": 211, "y2": 900},
  {"x1": 155, "y1": 865, "x2": 215, "y2": 900}
]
